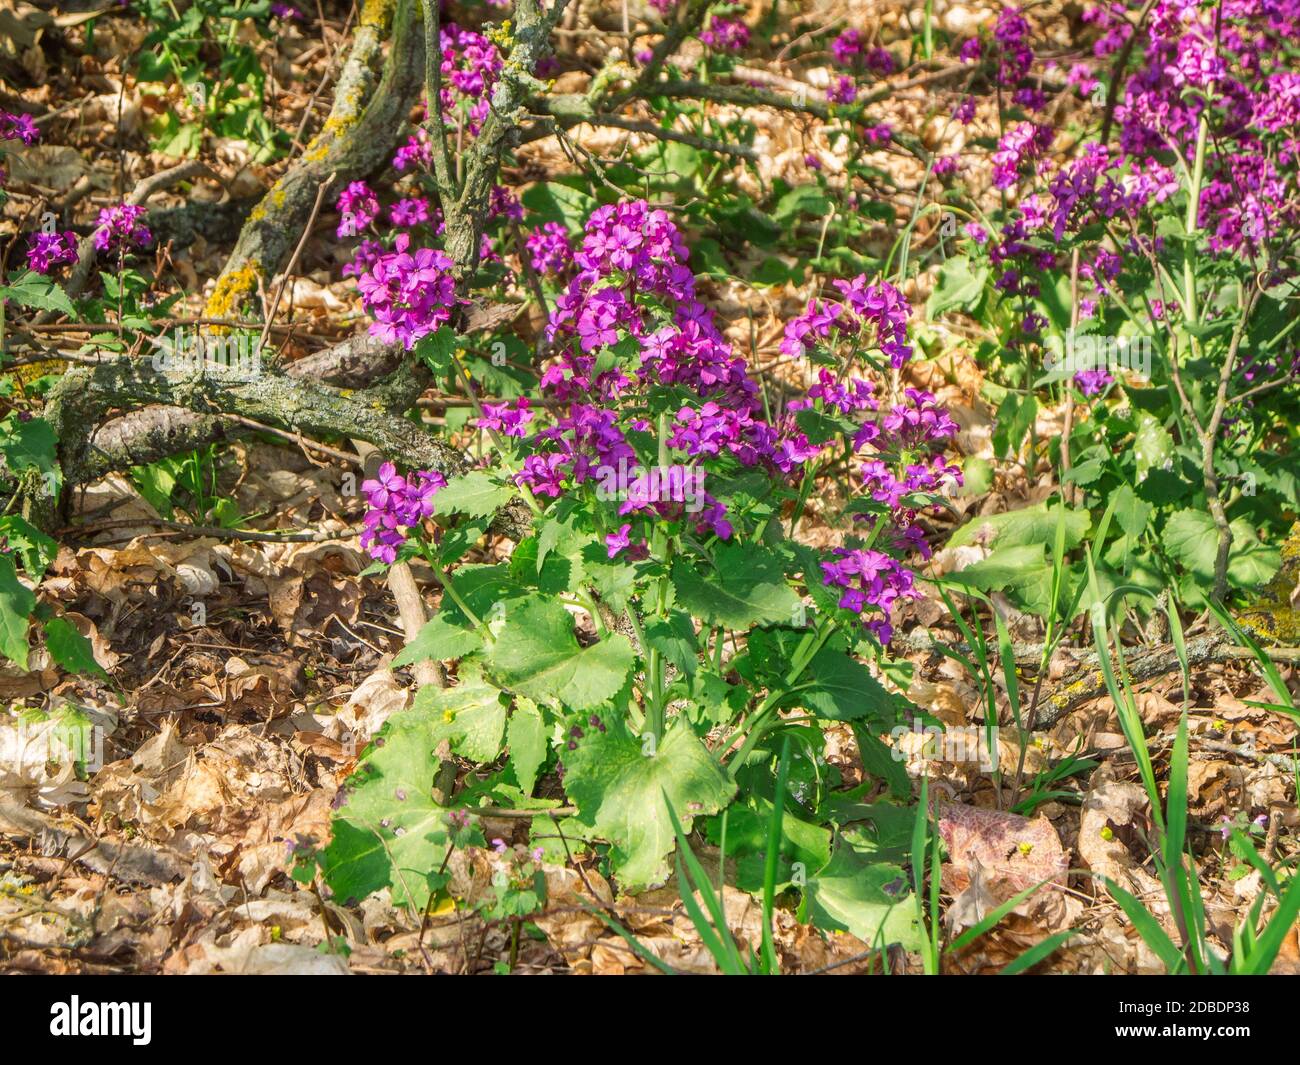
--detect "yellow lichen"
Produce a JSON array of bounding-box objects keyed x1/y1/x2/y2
[
  {"x1": 1237, "y1": 521, "x2": 1300, "y2": 645},
  {"x1": 359, "y1": 0, "x2": 395, "y2": 29},
  {"x1": 204, "y1": 261, "x2": 262, "y2": 320}
]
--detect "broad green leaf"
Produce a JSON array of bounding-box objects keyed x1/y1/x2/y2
[
  {"x1": 0, "y1": 553, "x2": 35, "y2": 669},
  {"x1": 43, "y1": 617, "x2": 108, "y2": 678},
  {"x1": 947, "y1": 502, "x2": 1091, "y2": 552},
  {"x1": 645, "y1": 610, "x2": 699, "y2": 677},
  {"x1": 800, "y1": 647, "x2": 905, "y2": 725},
  {"x1": 486, "y1": 597, "x2": 634, "y2": 710},
  {"x1": 434, "y1": 471, "x2": 514, "y2": 519},
  {"x1": 412, "y1": 671, "x2": 508, "y2": 763},
  {"x1": 1162, "y1": 510, "x2": 1281, "y2": 589},
  {"x1": 926, "y1": 254, "x2": 988, "y2": 318},
  {"x1": 506, "y1": 699, "x2": 547, "y2": 796},
  {"x1": 671, "y1": 543, "x2": 801, "y2": 630},
  {"x1": 563, "y1": 722, "x2": 735, "y2": 889},
  {"x1": 1133, "y1": 412, "x2": 1174, "y2": 483},
  {"x1": 805, "y1": 843, "x2": 923, "y2": 951},
  {"x1": 391, "y1": 612, "x2": 481, "y2": 668},
  {"x1": 1112, "y1": 484, "x2": 1152, "y2": 539},
  {"x1": 321, "y1": 703, "x2": 454, "y2": 910},
  {"x1": 0, "y1": 414, "x2": 61, "y2": 496},
  {"x1": 521, "y1": 181, "x2": 599, "y2": 233}
]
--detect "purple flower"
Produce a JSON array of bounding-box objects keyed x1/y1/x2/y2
[
  {"x1": 0, "y1": 112, "x2": 39, "y2": 145},
  {"x1": 25, "y1": 231, "x2": 77, "y2": 274},
  {"x1": 475, "y1": 397, "x2": 534, "y2": 438},
  {"x1": 827, "y1": 76, "x2": 858, "y2": 105},
  {"x1": 336, "y1": 181, "x2": 379, "y2": 238},
  {"x1": 356, "y1": 235, "x2": 458, "y2": 349},
  {"x1": 358, "y1": 461, "x2": 447, "y2": 562},
  {"x1": 605, "y1": 523, "x2": 632, "y2": 558},
  {"x1": 526, "y1": 222, "x2": 574, "y2": 275},
  {"x1": 390, "y1": 196, "x2": 430, "y2": 228},
  {"x1": 699, "y1": 16, "x2": 749, "y2": 52},
  {"x1": 93, "y1": 203, "x2": 151, "y2": 255}
]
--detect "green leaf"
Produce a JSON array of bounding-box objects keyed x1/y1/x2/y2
[
  {"x1": 926, "y1": 254, "x2": 988, "y2": 318},
  {"x1": 1162, "y1": 511, "x2": 1279, "y2": 589},
  {"x1": 805, "y1": 843, "x2": 923, "y2": 951},
  {"x1": 485, "y1": 597, "x2": 634, "y2": 710},
  {"x1": 852, "y1": 725, "x2": 912, "y2": 798},
  {"x1": 772, "y1": 185, "x2": 831, "y2": 224},
  {"x1": 563, "y1": 721, "x2": 735, "y2": 889},
  {"x1": 0, "y1": 515, "x2": 56, "y2": 578},
  {"x1": 671, "y1": 543, "x2": 801, "y2": 630},
  {"x1": 645, "y1": 610, "x2": 698, "y2": 677},
  {"x1": 412, "y1": 670, "x2": 508, "y2": 763},
  {"x1": 43, "y1": 617, "x2": 108, "y2": 679},
  {"x1": 1133, "y1": 412, "x2": 1174, "y2": 483},
  {"x1": 434, "y1": 471, "x2": 514, "y2": 519},
  {"x1": 947, "y1": 502, "x2": 1091, "y2": 552},
  {"x1": 0, "y1": 553, "x2": 35, "y2": 669},
  {"x1": 943, "y1": 543, "x2": 1047, "y2": 589},
  {"x1": 801, "y1": 647, "x2": 905, "y2": 725},
  {"x1": 1112, "y1": 484, "x2": 1152, "y2": 539},
  {"x1": 0, "y1": 414, "x2": 61, "y2": 496},
  {"x1": 0, "y1": 271, "x2": 76, "y2": 317},
  {"x1": 506, "y1": 699, "x2": 547, "y2": 796},
  {"x1": 391, "y1": 612, "x2": 481, "y2": 668},
  {"x1": 321, "y1": 702, "x2": 453, "y2": 910},
  {"x1": 521, "y1": 181, "x2": 599, "y2": 233}
]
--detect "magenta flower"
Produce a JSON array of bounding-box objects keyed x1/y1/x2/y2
[
  {"x1": 93, "y1": 203, "x2": 151, "y2": 255},
  {"x1": 25, "y1": 231, "x2": 77, "y2": 274}
]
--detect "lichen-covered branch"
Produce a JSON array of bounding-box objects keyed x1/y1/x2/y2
[{"x1": 203, "y1": 0, "x2": 424, "y2": 319}]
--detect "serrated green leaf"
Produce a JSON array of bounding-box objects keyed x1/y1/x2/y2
[
  {"x1": 506, "y1": 699, "x2": 547, "y2": 796},
  {"x1": 391, "y1": 612, "x2": 481, "y2": 668},
  {"x1": 0, "y1": 515, "x2": 56, "y2": 578},
  {"x1": 671, "y1": 543, "x2": 800, "y2": 629},
  {"x1": 805, "y1": 843, "x2": 923, "y2": 951},
  {"x1": 485, "y1": 597, "x2": 634, "y2": 710},
  {"x1": 412, "y1": 671, "x2": 508, "y2": 763},
  {"x1": 434, "y1": 471, "x2": 514, "y2": 519},
  {"x1": 564, "y1": 722, "x2": 735, "y2": 889},
  {"x1": 0, "y1": 271, "x2": 76, "y2": 317}
]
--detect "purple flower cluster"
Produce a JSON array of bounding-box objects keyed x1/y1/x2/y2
[
  {"x1": 360, "y1": 461, "x2": 447, "y2": 563},
  {"x1": 525, "y1": 222, "x2": 574, "y2": 275},
  {"x1": 93, "y1": 203, "x2": 151, "y2": 255},
  {"x1": 392, "y1": 128, "x2": 433, "y2": 172},
  {"x1": 699, "y1": 17, "x2": 750, "y2": 52},
  {"x1": 516, "y1": 200, "x2": 821, "y2": 544},
  {"x1": 475, "y1": 397, "x2": 535, "y2": 438},
  {"x1": 336, "y1": 181, "x2": 379, "y2": 238},
  {"x1": 820, "y1": 548, "x2": 922, "y2": 646},
  {"x1": 781, "y1": 274, "x2": 913, "y2": 368},
  {"x1": 827, "y1": 76, "x2": 858, "y2": 104},
  {"x1": 437, "y1": 24, "x2": 504, "y2": 136},
  {"x1": 356, "y1": 233, "x2": 458, "y2": 349},
  {"x1": 991, "y1": 122, "x2": 1054, "y2": 189},
  {"x1": 25, "y1": 231, "x2": 77, "y2": 274},
  {"x1": 830, "y1": 30, "x2": 894, "y2": 74}
]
